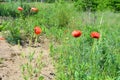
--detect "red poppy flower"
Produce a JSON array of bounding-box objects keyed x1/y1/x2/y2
[
  {"x1": 31, "y1": 7, "x2": 38, "y2": 12},
  {"x1": 72, "y1": 30, "x2": 82, "y2": 38},
  {"x1": 0, "y1": 37, "x2": 5, "y2": 40},
  {"x1": 18, "y1": 7, "x2": 23, "y2": 11},
  {"x1": 90, "y1": 32, "x2": 100, "y2": 39},
  {"x1": 34, "y1": 26, "x2": 42, "y2": 35}
]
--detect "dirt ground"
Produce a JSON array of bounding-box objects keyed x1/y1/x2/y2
[{"x1": 0, "y1": 36, "x2": 55, "y2": 80}]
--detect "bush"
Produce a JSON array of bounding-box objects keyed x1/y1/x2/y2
[
  {"x1": 111, "y1": 0, "x2": 120, "y2": 12},
  {"x1": 74, "y1": 0, "x2": 100, "y2": 11},
  {"x1": 74, "y1": 0, "x2": 120, "y2": 12}
]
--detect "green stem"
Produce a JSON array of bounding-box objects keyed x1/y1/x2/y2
[
  {"x1": 90, "y1": 39, "x2": 97, "y2": 73},
  {"x1": 20, "y1": 0, "x2": 22, "y2": 7},
  {"x1": 35, "y1": 35, "x2": 38, "y2": 44}
]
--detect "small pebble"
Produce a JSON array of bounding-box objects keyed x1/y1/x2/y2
[{"x1": 50, "y1": 73, "x2": 55, "y2": 76}]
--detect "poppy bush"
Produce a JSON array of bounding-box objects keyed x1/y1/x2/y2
[
  {"x1": 0, "y1": 2, "x2": 37, "y2": 18},
  {"x1": 2, "y1": 17, "x2": 42, "y2": 45}
]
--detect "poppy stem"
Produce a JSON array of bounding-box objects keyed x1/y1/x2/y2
[
  {"x1": 35, "y1": 35, "x2": 38, "y2": 44},
  {"x1": 90, "y1": 39, "x2": 97, "y2": 74},
  {"x1": 90, "y1": 40, "x2": 95, "y2": 63},
  {"x1": 91, "y1": 39, "x2": 96, "y2": 54}
]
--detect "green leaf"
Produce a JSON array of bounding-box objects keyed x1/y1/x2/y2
[{"x1": 39, "y1": 76, "x2": 44, "y2": 80}]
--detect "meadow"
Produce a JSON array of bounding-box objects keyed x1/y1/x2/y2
[{"x1": 0, "y1": 1, "x2": 120, "y2": 80}]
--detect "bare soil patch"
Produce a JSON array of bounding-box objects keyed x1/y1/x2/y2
[{"x1": 0, "y1": 37, "x2": 55, "y2": 80}]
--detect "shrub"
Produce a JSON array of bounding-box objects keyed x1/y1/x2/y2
[
  {"x1": 74, "y1": 0, "x2": 117, "y2": 12},
  {"x1": 74, "y1": 0, "x2": 100, "y2": 11},
  {"x1": 111, "y1": 0, "x2": 120, "y2": 12}
]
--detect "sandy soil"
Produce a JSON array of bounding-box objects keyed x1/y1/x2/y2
[{"x1": 0, "y1": 37, "x2": 55, "y2": 80}]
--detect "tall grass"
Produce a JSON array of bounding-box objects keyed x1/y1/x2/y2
[{"x1": 49, "y1": 11, "x2": 120, "y2": 80}]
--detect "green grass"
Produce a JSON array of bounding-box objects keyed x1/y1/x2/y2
[
  {"x1": 49, "y1": 11, "x2": 120, "y2": 80},
  {"x1": 1, "y1": 2, "x2": 120, "y2": 80},
  {"x1": 20, "y1": 51, "x2": 44, "y2": 80}
]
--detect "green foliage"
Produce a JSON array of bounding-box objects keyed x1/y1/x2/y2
[
  {"x1": 0, "y1": 25, "x2": 4, "y2": 31},
  {"x1": 21, "y1": 51, "x2": 44, "y2": 80},
  {"x1": 46, "y1": 0, "x2": 56, "y2": 3},
  {"x1": 2, "y1": 18, "x2": 31, "y2": 44},
  {"x1": 0, "y1": 2, "x2": 37, "y2": 18},
  {"x1": 34, "y1": 2, "x2": 74, "y2": 28},
  {"x1": 74, "y1": 0, "x2": 120, "y2": 12},
  {"x1": 49, "y1": 12, "x2": 120, "y2": 79},
  {"x1": 20, "y1": 3, "x2": 31, "y2": 17},
  {"x1": 111, "y1": 0, "x2": 120, "y2": 12},
  {"x1": 55, "y1": 3, "x2": 72, "y2": 27},
  {"x1": 0, "y1": 3, "x2": 18, "y2": 17},
  {"x1": 74, "y1": 0, "x2": 100, "y2": 11},
  {"x1": 2, "y1": 19, "x2": 22, "y2": 44}
]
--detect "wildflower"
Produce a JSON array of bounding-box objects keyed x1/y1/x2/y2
[
  {"x1": 90, "y1": 32, "x2": 100, "y2": 39},
  {"x1": 72, "y1": 30, "x2": 82, "y2": 38},
  {"x1": 18, "y1": 7, "x2": 23, "y2": 11},
  {"x1": 31, "y1": 7, "x2": 38, "y2": 12},
  {"x1": 34, "y1": 26, "x2": 42, "y2": 35}
]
